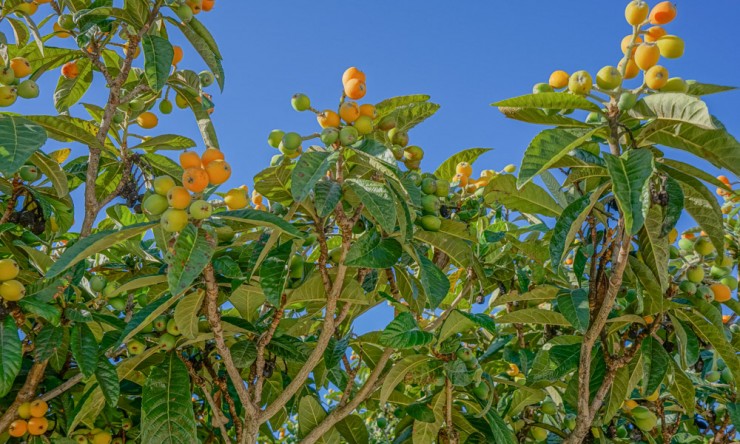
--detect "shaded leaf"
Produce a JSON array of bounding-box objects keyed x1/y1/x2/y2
[{"x1": 380, "y1": 312, "x2": 434, "y2": 349}]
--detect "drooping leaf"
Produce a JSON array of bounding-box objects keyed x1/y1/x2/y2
[
  {"x1": 496, "y1": 106, "x2": 591, "y2": 127},
  {"x1": 314, "y1": 179, "x2": 342, "y2": 217},
  {"x1": 141, "y1": 352, "x2": 198, "y2": 443},
  {"x1": 335, "y1": 414, "x2": 369, "y2": 444},
  {"x1": 0, "y1": 317, "x2": 22, "y2": 397},
  {"x1": 168, "y1": 225, "x2": 216, "y2": 296},
  {"x1": 557, "y1": 288, "x2": 590, "y2": 333},
  {"x1": 603, "y1": 149, "x2": 654, "y2": 235},
  {"x1": 230, "y1": 340, "x2": 257, "y2": 369},
  {"x1": 685, "y1": 81, "x2": 736, "y2": 96},
  {"x1": 0, "y1": 114, "x2": 48, "y2": 175},
  {"x1": 344, "y1": 230, "x2": 402, "y2": 268},
  {"x1": 71, "y1": 323, "x2": 98, "y2": 378},
  {"x1": 660, "y1": 175, "x2": 683, "y2": 236},
  {"x1": 433, "y1": 148, "x2": 492, "y2": 182},
  {"x1": 259, "y1": 240, "x2": 293, "y2": 306},
  {"x1": 380, "y1": 312, "x2": 434, "y2": 349},
  {"x1": 297, "y1": 396, "x2": 340, "y2": 442},
  {"x1": 142, "y1": 34, "x2": 173, "y2": 92},
  {"x1": 95, "y1": 359, "x2": 120, "y2": 407},
  {"x1": 54, "y1": 57, "x2": 93, "y2": 112},
  {"x1": 550, "y1": 184, "x2": 608, "y2": 268},
  {"x1": 484, "y1": 174, "x2": 562, "y2": 217},
  {"x1": 34, "y1": 324, "x2": 64, "y2": 362},
  {"x1": 215, "y1": 208, "x2": 303, "y2": 238},
  {"x1": 412, "y1": 391, "x2": 445, "y2": 444},
  {"x1": 492, "y1": 92, "x2": 601, "y2": 112},
  {"x1": 173, "y1": 289, "x2": 205, "y2": 340},
  {"x1": 517, "y1": 127, "x2": 601, "y2": 187},
  {"x1": 641, "y1": 336, "x2": 669, "y2": 395},
  {"x1": 638, "y1": 205, "x2": 670, "y2": 292},
  {"x1": 291, "y1": 151, "x2": 339, "y2": 202},
  {"x1": 345, "y1": 179, "x2": 397, "y2": 233},
  {"x1": 668, "y1": 359, "x2": 695, "y2": 414},
  {"x1": 417, "y1": 254, "x2": 450, "y2": 310},
  {"x1": 676, "y1": 310, "x2": 740, "y2": 382}
]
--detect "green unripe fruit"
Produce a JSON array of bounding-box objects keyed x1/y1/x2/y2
[
  {"x1": 678, "y1": 237, "x2": 694, "y2": 252},
  {"x1": 129, "y1": 99, "x2": 146, "y2": 112},
  {"x1": 635, "y1": 415, "x2": 657, "y2": 432},
  {"x1": 0, "y1": 66, "x2": 14, "y2": 85},
  {"x1": 378, "y1": 115, "x2": 396, "y2": 131},
  {"x1": 472, "y1": 381, "x2": 490, "y2": 399},
  {"x1": 686, "y1": 266, "x2": 705, "y2": 284},
  {"x1": 721, "y1": 276, "x2": 738, "y2": 290},
  {"x1": 661, "y1": 77, "x2": 688, "y2": 93},
  {"x1": 159, "y1": 99, "x2": 173, "y2": 114},
  {"x1": 303, "y1": 232, "x2": 317, "y2": 247},
  {"x1": 420, "y1": 215, "x2": 441, "y2": 231},
  {"x1": 618, "y1": 92, "x2": 638, "y2": 111},
  {"x1": 0, "y1": 85, "x2": 17, "y2": 107},
  {"x1": 268, "y1": 129, "x2": 285, "y2": 148},
  {"x1": 189, "y1": 200, "x2": 213, "y2": 219},
  {"x1": 503, "y1": 164, "x2": 516, "y2": 173},
  {"x1": 152, "y1": 315, "x2": 168, "y2": 332},
  {"x1": 270, "y1": 154, "x2": 284, "y2": 166},
  {"x1": 320, "y1": 127, "x2": 339, "y2": 145},
  {"x1": 564, "y1": 414, "x2": 576, "y2": 431},
  {"x1": 58, "y1": 14, "x2": 75, "y2": 30},
  {"x1": 19, "y1": 165, "x2": 40, "y2": 181},
  {"x1": 705, "y1": 370, "x2": 721, "y2": 382},
  {"x1": 291, "y1": 93, "x2": 310, "y2": 112},
  {"x1": 352, "y1": 219, "x2": 365, "y2": 234},
  {"x1": 109, "y1": 296, "x2": 127, "y2": 311},
  {"x1": 595, "y1": 65, "x2": 622, "y2": 90},
  {"x1": 406, "y1": 171, "x2": 422, "y2": 187},
  {"x1": 435, "y1": 180, "x2": 450, "y2": 198},
  {"x1": 158, "y1": 333, "x2": 176, "y2": 352},
  {"x1": 199, "y1": 70, "x2": 215, "y2": 87},
  {"x1": 721, "y1": 366, "x2": 734, "y2": 383},
  {"x1": 90, "y1": 275, "x2": 107, "y2": 292},
  {"x1": 669, "y1": 245, "x2": 680, "y2": 259},
  {"x1": 585, "y1": 112, "x2": 601, "y2": 124},
  {"x1": 329, "y1": 247, "x2": 342, "y2": 264},
  {"x1": 717, "y1": 256, "x2": 734, "y2": 267},
  {"x1": 289, "y1": 256, "x2": 304, "y2": 279},
  {"x1": 404, "y1": 145, "x2": 424, "y2": 162},
  {"x1": 697, "y1": 285, "x2": 713, "y2": 302},
  {"x1": 126, "y1": 339, "x2": 146, "y2": 355},
  {"x1": 678, "y1": 280, "x2": 696, "y2": 295},
  {"x1": 631, "y1": 406, "x2": 652, "y2": 420},
  {"x1": 456, "y1": 347, "x2": 474, "y2": 362},
  {"x1": 421, "y1": 177, "x2": 437, "y2": 195},
  {"x1": 102, "y1": 283, "x2": 119, "y2": 298},
  {"x1": 339, "y1": 126, "x2": 359, "y2": 145},
  {"x1": 281, "y1": 132, "x2": 302, "y2": 151},
  {"x1": 694, "y1": 238, "x2": 715, "y2": 256},
  {"x1": 513, "y1": 419, "x2": 525, "y2": 432},
  {"x1": 568, "y1": 70, "x2": 592, "y2": 95},
  {"x1": 376, "y1": 417, "x2": 388, "y2": 429},
  {"x1": 390, "y1": 144, "x2": 404, "y2": 161},
  {"x1": 174, "y1": 3, "x2": 194, "y2": 22},
  {"x1": 17, "y1": 79, "x2": 39, "y2": 98},
  {"x1": 532, "y1": 82, "x2": 553, "y2": 94},
  {"x1": 143, "y1": 193, "x2": 169, "y2": 216},
  {"x1": 137, "y1": 293, "x2": 150, "y2": 307},
  {"x1": 710, "y1": 265, "x2": 730, "y2": 279},
  {"x1": 388, "y1": 128, "x2": 408, "y2": 147},
  {"x1": 541, "y1": 400, "x2": 557, "y2": 415},
  {"x1": 166, "y1": 318, "x2": 181, "y2": 336},
  {"x1": 421, "y1": 194, "x2": 441, "y2": 215},
  {"x1": 153, "y1": 175, "x2": 176, "y2": 196},
  {"x1": 530, "y1": 426, "x2": 549, "y2": 442},
  {"x1": 354, "y1": 115, "x2": 374, "y2": 135}
]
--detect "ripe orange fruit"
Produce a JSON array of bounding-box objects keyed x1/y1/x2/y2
[
  {"x1": 723, "y1": 314, "x2": 732, "y2": 324},
  {"x1": 342, "y1": 67, "x2": 366, "y2": 85},
  {"x1": 167, "y1": 186, "x2": 192, "y2": 209},
  {"x1": 29, "y1": 399, "x2": 48, "y2": 417},
  {"x1": 644, "y1": 26, "x2": 667, "y2": 42},
  {"x1": 187, "y1": 0, "x2": 202, "y2": 14},
  {"x1": 317, "y1": 110, "x2": 340, "y2": 128},
  {"x1": 61, "y1": 61, "x2": 79, "y2": 79},
  {"x1": 548, "y1": 70, "x2": 569, "y2": 89},
  {"x1": 625, "y1": 1, "x2": 649, "y2": 25},
  {"x1": 27, "y1": 417, "x2": 48, "y2": 435},
  {"x1": 621, "y1": 35, "x2": 643, "y2": 55},
  {"x1": 179, "y1": 151, "x2": 201, "y2": 169},
  {"x1": 456, "y1": 162, "x2": 473, "y2": 177},
  {"x1": 344, "y1": 79, "x2": 366, "y2": 100},
  {"x1": 339, "y1": 101, "x2": 361, "y2": 123},
  {"x1": 136, "y1": 112, "x2": 158, "y2": 129},
  {"x1": 201, "y1": 148, "x2": 225, "y2": 167},
  {"x1": 643, "y1": 315, "x2": 654, "y2": 324},
  {"x1": 53, "y1": 22, "x2": 71, "y2": 38},
  {"x1": 9, "y1": 419, "x2": 27, "y2": 437},
  {"x1": 564, "y1": 257, "x2": 574, "y2": 265},
  {"x1": 10, "y1": 57, "x2": 32, "y2": 78},
  {"x1": 710, "y1": 283, "x2": 732, "y2": 303},
  {"x1": 649, "y1": 1, "x2": 677, "y2": 25},
  {"x1": 202, "y1": 0, "x2": 215, "y2": 11},
  {"x1": 172, "y1": 45, "x2": 183, "y2": 65},
  {"x1": 645, "y1": 65, "x2": 669, "y2": 90},
  {"x1": 182, "y1": 167, "x2": 209, "y2": 193},
  {"x1": 359, "y1": 103, "x2": 377, "y2": 119},
  {"x1": 251, "y1": 190, "x2": 263, "y2": 205},
  {"x1": 717, "y1": 175, "x2": 731, "y2": 185},
  {"x1": 205, "y1": 159, "x2": 231, "y2": 185},
  {"x1": 634, "y1": 43, "x2": 660, "y2": 70},
  {"x1": 618, "y1": 57, "x2": 640, "y2": 79},
  {"x1": 453, "y1": 173, "x2": 469, "y2": 187},
  {"x1": 506, "y1": 363, "x2": 520, "y2": 377}
]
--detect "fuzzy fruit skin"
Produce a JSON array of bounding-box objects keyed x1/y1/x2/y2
[
  {"x1": 0, "y1": 85, "x2": 18, "y2": 107},
  {"x1": 0, "y1": 279, "x2": 25, "y2": 301},
  {"x1": 0, "y1": 258, "x2": 20, "y2": 280},
  {"x1": 541, "y1": 400, "x2": 557, "y2": 415},
  {"x1": 9, "y1": 419, "x2": 27, "y2": 437},
  {"x1": 354, "y1": 115, "x2": 374, "y2": 134},
  {"x1": 645, "y1": 65, "x2": 669, "y2": 90},
  {"x1": 596, "y1": 66, "x2": 622, "y2": 90},
  {"x1": 158, "y1": 333, "x2": 176, "y2": 351},
  {"x1": 224, "y1": 188, "x2": 248, "y2": 210},
  {"x1": 152, "y1": 315, "x2": 167, "y2": 331},
  {"x1": 388, "y1": 128, "x2": 409, "y2": 147},
  {"x1": 0, "y1": 66, "x2": 15, "y2": 84},
  {"x1": 10, "y1": 57, "x2": 32, "y2": 78},
  {"x1": 686, "y1": 266, "x2": 705, "y2": 283},
  {"x1": 339, "y1": 101, "x2": 360, "y2": 122},
  {"x1": 317, "y1": 110, "x2": 340, "y2": 128},
  {"x1": 530, "y1": 426, "x2": 548, "y2": 442},
  {"x1": 28, "y1": 417, "x2": 48, "y2": 435},
  {"x1": 694, "y1": 238, "x2": 715, "y2": 256},
  {"x1": 199, "y1": 70, "x2": 215, "y2": 87},
  {"x1": 339, "y1": 126, "x2": 359, "y2": 145},
  {"x1": 29, "y1": 399, "x2": 48, "y2": 417},
  {"x1": 166, "y1": 318, "x2": 181, "y2": 336},
  {"x1": 532, "y1": 82, "x2": 553, "y2": 94},
  {"x1": 17, "y1": 402, "x2": 32, "y2": 419},
  {"x1": 320, "y1": 127, "x2": 339, "y2": 145},
  {"x1": 159, "y1": 99, "x2": 173, "y2": 114},
  {"x1": 649, "y1": 1, "x2": 677, "y2": 25},
  {"x1": 568, "y1": 71, "x2": 592, "y2": 95}
]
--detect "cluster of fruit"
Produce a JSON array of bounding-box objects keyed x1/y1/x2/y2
[
  {"x1": 69, "y1": 426, "x2": 120, "y2": 444},
  {"x1": 534, "y1": 1, "x2": 684, "y2": 115},
  {"x1": 716, "y1": 175, "x2": 739, "y2": 212},
  {"x1": 139, "y1": 148, "x2": 232, "y2": 232},
  {"x1": 674, "y1": 231, "x2": 736, "y2": 305},
  {"x1": 126, "y1": 313, "x2": 185, "y2": 355},
  {"x1": 9, "y1": 399, "x2": 51, "y2": 438},
  {"x1": 622, "y1": 400, "x2": 659, "y2": 433},
  {"x1": 0, "y1": 57, "x2": 40, "y2": 107},
  {"x1": 173, "y1": 0, "x2": 216, "y2": 22},
  {"x1": 0, "y1": 258, "x2": 24, "y2": 302}
]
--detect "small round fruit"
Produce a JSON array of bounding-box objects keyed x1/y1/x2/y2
[
  {"x1": 281, "y1": 132, "x2": 302, "y2": 151},
  {"x1": 317, "y1": 110, "x2": 340, "y2": 128},
  {"x1": 143, "y1": 193, "x2": 169, "y2": 216},
  {"x1": 661, "y1": 77, "x2": 688, "y2": 92},
  {"x1": 27, "y1": 416, "x2": 48, "y2": 435},
  {"x1": 29, "y1": 399, "x2": 48, "y2": 417},
  {"x1": 136, "y1": 111, "x2": 158, "y2": 129},
  {"x1": 201, "y1": 148, "x2": 225, "y2": 166},
  {"x1": 342, "y1": 67, "x2": 366, "y2": 85},
  {"x1": 353, "y1": 115, "x2": 374, "y2": 134},
  {"x1": 172, "y1": 45, "x2": 183, "y2": 65},
  {"x1": 694, "y1": 238, "x2": 715, "y2": 256},
  {"x1": 179, "y1": 151, "x2": 201, "y2": 169},
  {"x1": 57, "y1": 13, "x2": 75, "y2": 30},
  {"x1": 0, "y1": 258, "x2": 19, "y2": 280},
  {"x1": 625, "y1": 1, "x2": 649, "y2": 25},
  {"x1": 160, "y1": 208, "x2": 189, "y2": 232},
  {"x1": 0, "y1": 66, "x2": 15, "y2": 85},
  {"x1": 568, "y1": 71, "x2": 592, "y2": 95},
  {"x1": 710, "y1": 283, "x2": 732, "y2": 303},
  {"x1": 268, "y1": 129, "x2": 285, "y2": 148},
  {"x1": 199, "y1": 70, "x2": 215, "y2": 87},
  {"x1": 182, "y1": 167, "x2": 209, "y2": 193},
  {"x1": 9, "y1": 419, "x2": 27, "y2": 437},
  {"x1": 618, "y1": 57, "x2": 640, "y2": 79},
  {"x1": 645, "y1": 65, "x2": 669, "y2": 90},
  {"x1": 175, "y1": 3, "x2": 194, "y2": 22},
  {"x1": 504, "y1": 164, "x2": 516, "y2": 173},
  {"x1": 596, "y1": 66, "x2": 622, "y2": 90},
  {"x1": 404, "y1": 145, "x2": 424, "y2": 162},
  {"x1": 389, "y1": 128, "x2": 409, "y2": 147},
  {"x1": 224, "y1": 188, "x2": 248, "y2": 210},
  {"x1": 456, "y1": 162, "x2": 473, "y2": 177},
  {"x1": 189, "y1": 200, "x2": 212, "y2": 219},
  {"x1": 339, "y1": 126, "x2": 359, "y2": 145},
  {"x1": 548, "y1": 70, "x2": 569, "y2": 89},
  {"x1": 420, "y1": 215, "x2": 441, "y2": 231},
  {"x1": 532, "y1": 82, "x2": 553, "y2": 94},
  {"x1": 10, "y1": 57, "x2": 32, "y2": 78},
  {"x1": 90, "y1": 275, "x2": 107, "y2": 292},
  {"x1": 530, "y1": 426, "x2": 548, "y2": 442},
  {"x1": 421, "y1": 194, "x2": 441, "y2": 214},
  {"x1": 92, "y1": 430, "x2": 112, "y2": 444},
  {"x1": 644, "y1": 26, "x2": 667, "y2": 42},
  {"x1": 649, "y1": 1, "x2": 677, "y2": 25},
  {"x1": 0, "y1": 85, "x2": 17, "y2": 107},
  {"x1": 340, "y1": 101, "x2": 361, "y2": 123},
  {"x1": 175, "y1": 93, "x2": 188, "y2": 108},
  {"x1": 17, "y1": 79, "x2": 39, "y2": 98},
  {"x1": 0, "y1": 279, "x2": 25, "y2": 301},
  {"x1": 656, "y1": 35, "x2": 684, "y2": 59},
  {"x1": 686, "y1": 266, "x2": 704, "y2": 284},
  {"x1": 378, "y1": 115, "x2": 396, "y2": 130},
  {"x1": 205, "y1": 159, "x2": 232, "y2": 185},
  {"x1": 359, "y1": 103, "x2": 376, "y2": 118},
  {"x1": 677, "y1": 237, "x2": 694, "y2": 252},
  {"x1": 721, "y1": 276, "x2": 738, "y2": 291},
  {"x1": 61, "y1": 61, "x2": 79, "y2": 79},
  {"x1": 159, "y1": 99, "x2": 173, "y2": 114},
  {"x1": 421, "y1": 177, "x2": 437, "y2": 195},
  {"x1": 634, "y1": 43, "x2": 660, "y2": 70},
  {"x1": 152, "y1": 315, "x2": 167, "y2": 331},
  {"x1": 291, "y1": 93, "x2": 310, "y2": 112},
  {"x1": 435, "y1": 180, "x2": 450, "y2": 197},
  {"x1": 705, "y1": 370, "x2": 721, "y2": 382},
  {"x1": 166, "y1": 318, "x2": 181, "y2": 336},
  {"x1": 167, "y1": 186, "x2": 192, "y2": 210},
  {"x1": 679, "y1": 280, "x2": 697, "y2": 295},
  {"x1": 472, "y1": 381, "x2": 490, "y2": 400},
  {"x1": 320, "y1": 127, "x2": 339, "y2": 145},
  {"x1": 158, "y1": 332, "x2": 176, "y2": 351},
  {"x1": 344, "y1": 78, "x2": 366, "y2": 100}
]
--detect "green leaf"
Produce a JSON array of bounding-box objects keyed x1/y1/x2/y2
[
  {"x1": 444, "y1": 359, "x2": 473, "y2": 386},
  {"x1": 497, "y1": 308, "x2": 571, "y2": 326},
  {"x1": 345, "y1": 179, "x2": 397, "y2": 233},
  {"x1": 496, "y1": 106, "x2": 591, "y2": 127},
  {"x1": 142, "y1": 35, "x2": 173, "y2": 92},
  {"x1": 668, "y1": 359, "x2": 695, "y2": 414},
  {"x1": 484, "y1": 174, "x2": 562, "y2": 217},
  {"x1": 46, "y1": 222, "x2": 156, "y2": 278},
  {"x1": 71, "y1": 323, "x2": 98, "y2": 378},
  {"x1": 518, "y1": 128, "x2": 601, "y2": 187},
  {"x1": 493, "y1": 92, "x2": 601, "y2": 112},
  {"x1": 417, "y1": 254, "x2": 450, "y2": 310},
  {"x1": 390, "y1": 101, "x2": 440, "y2": 133},
  {"x1": 95, "y1": 359, "x2": 120, "y2": 407},
  {"x1": 660, "y1": 158, "x2": 731, "y2": 193},
  {"x1": 34, "y1": 324, "x2": 63, "y2": 362},
  {"x1": 254, "y1": 164, "x2": 293, "y2": 205},
  {"x1": 335, "y1": 414, "x2": 369, "y2": 444},
  {"x1": 31, "y1": 151, "x2": 68, "y2": 198},
  {"x1": 380, "y1": 312, "x2": 434, "y2": 349},
  {"x1": 141, "y1": 352, "x2": 197, "y2": 443},
  {"x1": 291, "y1": 151, "x2": 339, "y2": 202},
  {"x1": 662, "y1": 165, "x2": 724, "y2": 256},
  {"x1": 230, "y1": 340, "x2": 257, "y2": 368},
  {"x1": 118, "y1": 293, "x2": 182, "y2": 346},
  {"x1": 676, "y1": 310, "x2": 740, "y2": 383},
  {"x1": 660, "y1": 176, "x2": 683, "y2": 236},
  {"x1": 0, "y1": 317, "x2": 22, "y2": 397},
  {"x1": 19, "y1": 296, "x2": 62, "y2": 326},
  {"x1": 24, "y1": 115, "x2": 100, "y2": 149},
  {"x1": 260, "y1": 240, "x2": 293, "y2": 306},
  {"x1": 492, "y1": 285, "x2": 559, "y2": 306},
  {"x1": 324, "y1": 337, "x2": 349, "y2": 369},
  {"x1": 174, "y1": 289, "x2": 205, "y2": 340},
  {"x1": 433, "y1": 148, "x2": 492, "y2": 182},
  {"x1": 132, "y1": 135, "x2": 196, "y2": 151},
  {"x1": 298, "y1": 396, "x2": 340, "y2": 442},
  {"x1": 557, "y1": 288, "x2": 589, "y2": 333},
  {"x1": 344, "y1": 230, "x2": 402, "y2": 268},
  {"x1": 550, "y1": 184, "x2": 609, "y2": 268},
  {"x1": 314, "y1": 179, "x2": 342, "y2": 217},
  {"x1": 685, "y1": 81, "x2": 736, "y2": 96},
  {"x1": 168, "y1": 225, "x2": 216, "y2": 296},
  {"x1": 380, "y1": 354, "x2": 441, "y2": 404},
  {"x1": 167, "y1": 17, "x2": 225, "y2": 91},
  {"x1": 215, "y1": 208, "x2": 303, "y2": 238},
  {"x1": 604, "y1": 356, "x2": 642, "y2": 422},
  {"x1": 627, "y1": 256, "x2": 665, "y2": 315},
  {"x1": 0, "y1": 114, "x2": 48, "y2": 175},
  {"x1": 631, "y1": 93, "x2": 716, "y2": 129},
  {"x1": 638, "y1": 205, "x2": 670, "y2": 292},
  {"x1": 438, "y1": 310, "x2": 477, "y2": 343},
  {"x1": 641, "y1": 336, "x2": 669, "y2": 395},
  {"x1": 414, "y1": 227, "x2": 477, "y2": 270},
  {"x1": 375, "y1": 94, "x2": 431, "y2": 116},
  {"x1": 53, "y1": 57, "x2": 93, "y2": 112},
  {"x1": 604, "y1": 149, "x2": 654, "y2": 235},
  {"x1": 412, "y1": 391, "x2": 445, "y2": 444}
]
